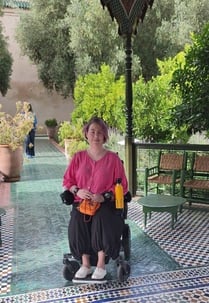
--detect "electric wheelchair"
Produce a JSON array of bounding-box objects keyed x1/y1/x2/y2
[{"x1": 60, "y1": 190, "x2": 132, "y2": 283}]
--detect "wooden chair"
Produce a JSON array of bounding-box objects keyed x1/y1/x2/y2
[
  {"x1": 182, "y1": 153, "x2": 209, "y2": 204},
  {"x1": 144, "y1": 151, "x2": 186, "y2": 196}
]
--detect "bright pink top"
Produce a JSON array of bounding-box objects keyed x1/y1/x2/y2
[{"x1": 63, "y1": 150, "x2": 128, "y2": 201}]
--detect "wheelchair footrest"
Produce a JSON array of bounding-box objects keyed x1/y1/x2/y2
[{"x1": 72, "y1": 276, "x2": 107, "y2": 284}]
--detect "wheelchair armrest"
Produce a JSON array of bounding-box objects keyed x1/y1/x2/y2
[
  {"x1": 60, "y1": 190, "x2": 75, "y2": 205},
  {"x1": 124, "y1": 191, "x2": 132, "y2": 203}
]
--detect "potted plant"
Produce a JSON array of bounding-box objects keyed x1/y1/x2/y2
[
  {"x1": 0, "y1": 101, "x2": 34, "y2": 182},
  {"x1": 58, "y1": 119, "x2": 87, "y2": 160},
  {"x1": 44, "y1": 118, "x2": 58, "y2": 139}
]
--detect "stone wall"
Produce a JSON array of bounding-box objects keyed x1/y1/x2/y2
[{"x1": 0, "y1": 8, "x2": 74, "y2": 134}]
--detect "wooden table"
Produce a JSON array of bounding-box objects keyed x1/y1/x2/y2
[
  {"x1": 0, "y1": 208, "x2": 6, "y2": 246},
  {"x1": 138, "y1": 194, "x2": 186, "y2": 229}
]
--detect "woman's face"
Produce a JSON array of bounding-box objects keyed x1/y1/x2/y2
[{"x1": 86, "y1": 123, "x2": 105, "y2": 146}]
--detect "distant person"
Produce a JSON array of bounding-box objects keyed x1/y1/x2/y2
[{"x1": 25, "y1": 104, "x2": 37, "y2": 158}]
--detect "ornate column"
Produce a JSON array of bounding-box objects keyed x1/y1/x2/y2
[{"x1": 101, "y1": 0, "x2": 154, "y2": 194}]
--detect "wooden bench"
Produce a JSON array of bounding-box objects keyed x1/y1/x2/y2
[
  {"x1": 144, "y1": 151, "x2": 186, "y2": 196},
  {"x1": 182, "y1": 153, "x2": 209, "y2": 204}
]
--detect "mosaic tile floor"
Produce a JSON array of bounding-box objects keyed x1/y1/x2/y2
[{"x1": 0, "y1": 137, "x2": 209, "y2": 302}]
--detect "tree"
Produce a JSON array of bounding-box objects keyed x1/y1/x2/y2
[
  {"x1": 0, "y1": 3, "x2": 13, "y2": 96},
  {"x1": 172, "y1": 23, "x2": 209, "y2": 135},
  {"x1": 71, "y1": 57, "x2": 189, "y2": 144},
  {"x1": 16, "y1": 0, "x2": 209, "y2": 96},
  {"x1": 16, "y1": 0, "x2": 75, "y2": 97},
  {"x1": 16, "y1": 0, "x2": 141, "y2": 97},
  {"x1": 72, "y1": 64, "x2": 125, "y2": 132},
  {"x1": 133, "y1": 53, "x2": 188, "y2": 143},
  {"x1": 135, "y1": 0, "x2": 209, "y2": 80},
  {"x1": 65, "y1": 0, "x2": 142, "y2": 80},
  {"x1": 15, "y1": 0, "x2": 143, "y2": 97}
]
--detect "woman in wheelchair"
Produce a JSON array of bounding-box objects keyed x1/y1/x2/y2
[{"x1": 62, "y1": 117, "x2": 130, "y2": 283}]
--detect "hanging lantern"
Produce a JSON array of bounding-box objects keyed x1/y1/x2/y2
[{"x1": 101, "y1": 0, "x2": 154, "y2": 36}]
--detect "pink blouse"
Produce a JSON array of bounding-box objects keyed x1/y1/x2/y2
[{"x1": 63, "y1": 150, "x2": 128, "y2": 200}]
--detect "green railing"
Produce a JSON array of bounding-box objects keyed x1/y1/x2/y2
[
  {"x1": 132, "y1": 142, "x2": 209, "y2": 197},
  {"x1": 3, "y1": 0, "x2": 30, "y2": 9}
]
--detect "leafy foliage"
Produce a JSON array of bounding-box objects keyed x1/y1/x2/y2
[
  {"x1": 16, "y1": 0, "x2": 75, "y2": 97},
  {"x1": 58, "y1": 119, "x2": 84, "y2": 147},
  {"x1": 135, "y1": 0, "x2": 209, "y2": 79},
  {"x1": 70, "y1": 59, "x2": 189, "y2": 143},
  {"x1": 0, "y1": 7, "x2": 13, "y2": 96},
  {"x1": 65, "y1": 139, "x2": 88, "y2": 159},
  {"x1": 16, "y1": 0, "x2": 209, "y2": 96},
  {"x1": 15, "y1": 0, "x2": 143, "y2": 96},
  {"x1": 64, "y1": 0, "x2": 142, "y2": 81},
  {"x1": 71, "y1": 65, "x2": 126, "y2": 132},
  {"x1": 172, "y1": 23, "x2": 209, "y2": 135},
  {"x1": 58, "y1": 118, "x2": 87, "y2": 158},
  {"x1": 44, "y1": 118, "x2": 58, "y2": 127},
  {"x1": 0, "y1": 101, "x2": 34, "y2": 150},
  {"x1": 13, "y1": 0, "x2": 209, "y2": 143},
  {"x1": 133, "y1": 53, "x2": 188, "y2": 143}
]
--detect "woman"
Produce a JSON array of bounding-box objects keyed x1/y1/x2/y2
[
  {"x1": 63, "y1": 117, "x2": 129, "y2": 282},
  {"x1": 25, "y1": 104, "x2": 37, "y2": 158}
]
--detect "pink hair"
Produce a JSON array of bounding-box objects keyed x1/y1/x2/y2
[{"x1": 83, "y1": 117, "x2": 109, "y2": 143}]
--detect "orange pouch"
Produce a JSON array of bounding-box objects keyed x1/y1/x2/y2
[{"x1": 78, "y1": 199, "x2": 100, "y2": 216}]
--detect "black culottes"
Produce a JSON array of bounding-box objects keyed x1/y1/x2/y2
[{"x1": 68, "y1": 202, "x2": 124, "y2": 261}]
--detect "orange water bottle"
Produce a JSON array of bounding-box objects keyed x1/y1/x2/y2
[{"x1": 115, "y1": 178, "x2": 124, "y2": 209}]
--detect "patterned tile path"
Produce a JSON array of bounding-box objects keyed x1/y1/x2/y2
[
  {"x1": 0, "y1": 266, "x2": 209, "y2": 302},
  {"x1": 129, "y1": 200, "x2": 209, "y2": 268}
]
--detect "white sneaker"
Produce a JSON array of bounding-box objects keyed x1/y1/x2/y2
[
  {"x1": 74, "y1": 266, "x2": 92, "y2": 279},
  {"x1": 91, "y1": 267, "x2": 107, "y2": 280}
]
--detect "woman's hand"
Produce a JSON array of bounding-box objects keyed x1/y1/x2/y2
[
  {"x1": 91, "y1": 193, "x2": 104, "y2": 203},
  {"x1": 77, "y1": 189, "x2": 104, "y2": 203},
  {"x1": 77, "y1": 189, "x2": 93, "y2": 200}
]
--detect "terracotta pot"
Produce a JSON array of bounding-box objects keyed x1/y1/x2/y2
[
  {"x1": 0, "y1": 145, "x2": 23, "y2": 182},
  {"x1": 46, "y1": 126, "x2": 57, "y2": 139}
]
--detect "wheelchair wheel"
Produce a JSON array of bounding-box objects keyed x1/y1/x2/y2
[
  {"x1": 122, "y1": 224, "x2": 131, "y2": 261},
  {"x1": 117, "y1": 262, "x2": 131, "y2": 282},
  {"x1": 63, "y1": 260, "x2": 80, "y2": 281}
]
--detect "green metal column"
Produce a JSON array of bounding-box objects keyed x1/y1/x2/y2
[
  {"x1": 124, "y1": 33, "x2": 134, "y2": 194},
  {"x1": 100, "y1": 0, "x2": 155, "y2": 194}
]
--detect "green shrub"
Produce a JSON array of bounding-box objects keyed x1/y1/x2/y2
[
  {"x1": 58, "y1": 119, "x2": 84, "y2": 147},
  {"x1": 65, "y1": 139, "x2": 88, "y2": 159},
  {"x1": 45, "y1": 118, "x2": 58, "y2": 127}
]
